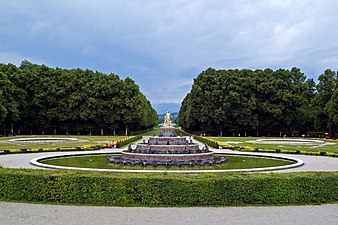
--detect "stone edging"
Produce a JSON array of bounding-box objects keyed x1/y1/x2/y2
[{"x1": 30, "y1": 150, "x2": 304, "y2": 173}]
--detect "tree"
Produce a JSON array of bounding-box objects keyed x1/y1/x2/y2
[
  {"x1": 311, "y1": 69, "x2": 337, "y2": 131},
  {"x1": 326, "y1": 85, "x2": 338, "y2": 135},
  {"x1": 0, "y1": 61, "x2": 158, "y2": 135},
  {"x1": 178, "y1": 67, "x2": 316, "y2": 136}
]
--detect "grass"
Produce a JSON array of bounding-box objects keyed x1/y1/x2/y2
[
  {"x1": 0, "y1": 135, "x2": 125, "y2": 152},
  {"x1": 139, "y1": 127, "x2": 161, "y2": 136},
  {"x1": 209, "y1": 137, "x2": 338, "y2": 153},
  {"x1": 41, "y1": 154, "x2": 293, "y2": 170}
]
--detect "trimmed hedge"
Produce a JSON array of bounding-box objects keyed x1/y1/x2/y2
[
  {"x1": 0, "y1": 145, "x2": 107, "y2": 155},
  {"x1": 0, "y1": 169, "x2": 337, "y2": 206},
  {"x1": 193, "y1": 135, "x2": 219, "y2": 149},
  {"x1": 115, "y1": 135, "x2": 142, "y2": 148},
  {"x1": 247, "y1": 148, "x2": 338, "y2": 158}
]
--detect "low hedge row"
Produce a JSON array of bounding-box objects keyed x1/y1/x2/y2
[
  {"x1": 193, "y1": 135, "x2": 219, "y2": 148},
  {"x1": 248, "y1": 148, "x2": 338, "y2": 158},
  {"x1": 0, "y1": 145, "x2": 107, "y2": 155},
  {"x1": 115, "y1": 135, "x2": 142, "y2": 148},
  {"x1": 0, "y1": 168, "x2": 337, "y2": 206}
]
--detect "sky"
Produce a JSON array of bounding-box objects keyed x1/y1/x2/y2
[{"x1": 1, "y1": 0, "x2": 338, "y2": 113}]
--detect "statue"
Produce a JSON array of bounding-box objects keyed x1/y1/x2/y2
[{"x1": 163, "y1": 111, "x2": 173, "y2": 127}]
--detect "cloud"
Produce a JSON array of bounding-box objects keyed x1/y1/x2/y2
[
  {"x1": 0, "y1": 0, "x2": 338, "y2": 111},
  {"x1": 0, "y1": 49, "x2": 46, "y2": 66}
]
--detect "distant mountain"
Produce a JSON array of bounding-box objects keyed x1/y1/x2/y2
[{"x1": 152, "y1": 103, "x2": 181, "y2": 114}]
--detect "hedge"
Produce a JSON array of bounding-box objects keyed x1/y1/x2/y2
[
  {"x1": 0, "y1": 145, "x2": 107, "y2": 155},
  {"x1": 193, "y1": 135, "x2": 220, "y2": 149},
  {"x1": 0, "y1": 169, "x2": 337, "y2": 206},
  {"x1": 248, "y1": 148, "x2": 338, "y2": 158},
  {"x1": 115, "y1": 135, "x2": 142, "y2": 148}
]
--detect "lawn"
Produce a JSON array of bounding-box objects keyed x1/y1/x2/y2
[
  {"x1": 41, "y1": 154, "x2": 293, "y2": 170},
  {"x1": 138, "y1": 127, "x2": 161, "y2": 136},
  {"x1": 0, "y1": 135, "x2": 125, "y2": 152},
  {"x1": 209, "y1": 137, "x2": 338, "y2": 153}
]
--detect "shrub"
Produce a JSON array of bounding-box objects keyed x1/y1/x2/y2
[
  {"x1": 0, "y1": 169, "x2": 337, "y2": 206},
  {"x1": 116, "y1": 135, "x2": 142, "y2": 148},
  {"x1": 193, "y1": 135, "x2": 219, "y2": 148}
]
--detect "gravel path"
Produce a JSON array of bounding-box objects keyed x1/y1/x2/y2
[
  {"x1": 215, "y1": 149, "x2": 338, "y2": 172},
  {"x1": 0, "y1": 202, "x2": 337, "y2": 225},
  {"x1": 1, "y1": 141, "x2": 337, "y2": 225},
  {"x1": 0, "y1": 148, "x2": 337, "y2": 172}
]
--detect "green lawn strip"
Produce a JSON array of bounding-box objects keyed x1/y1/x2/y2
[
  {"x1": 209, "y1": 137, "x2": 338, "y2": 155},
  {"x1": 138, "y1": 127, "x2": 161, "y2": 136},
  {"x1": 40, "y1": 154, "x2": 292, "y2": 170},
  {"x1": 0, "y1": 135, "x2": 126, "y2": 153},
  {"x1": 0, "y1": 168, "x2": 337, "y2": 206}
]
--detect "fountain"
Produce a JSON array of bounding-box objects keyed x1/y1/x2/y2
[{"x1": 108, "y1": 111, "x2": 227, "y2": 166}]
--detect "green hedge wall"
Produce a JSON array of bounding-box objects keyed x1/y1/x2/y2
[{"x1": 0, "y1": 169, "x2": 337, "y2": 206}]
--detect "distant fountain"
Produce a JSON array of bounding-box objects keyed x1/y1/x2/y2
[{"x1": 108, "y1": 111, "x2": 227, "y2": 166}]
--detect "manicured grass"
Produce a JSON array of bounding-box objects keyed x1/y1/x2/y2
[
  {"x1": 41, "y1": 154, "x2": 293, "y2": 170},
  {"x1": 210, "y1": 137, "x2": 338, "y2": 153},
  {"x1": 0, "y1": 135, "x2": 125, "y2": 152},
  {"x1": 139, "y1": 127, "x2": 161, "y2": 136}
]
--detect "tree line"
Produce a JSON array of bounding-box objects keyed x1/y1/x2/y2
[
  {"x1": 0, "y1": 60, "x2": 159, "y2": 135},
  {"x1": 177, "y1": 68, "x2": 338, "y2": 137}
]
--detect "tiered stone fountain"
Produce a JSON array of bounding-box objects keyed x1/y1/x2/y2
[{"x1": 108, "y1": 111, "x2": 227, "y2": 166}]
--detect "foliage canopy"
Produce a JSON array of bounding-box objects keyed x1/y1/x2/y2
[
  {"x1": 0, "y1": 61, "x2": 159, "y2": 135},
  {"x1": 177, "y1": 68, "x2": 338, "y2": 136}
]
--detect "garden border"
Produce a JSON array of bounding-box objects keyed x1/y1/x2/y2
[{"x1": 30, "y1": 151, "x2": 304, "y2": 173}]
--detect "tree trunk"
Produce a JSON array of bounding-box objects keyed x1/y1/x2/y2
[
  {"x1": 125, "y1": 126, "x2": 128, "y2": 136},
  {"x1": 279, "y1": 131, "x2": 282, "y2": 137},
  {"x1": 220, "y1": 130, "x2": 223, "y2": 136},
  {"x1": 10, "y1": 123, "x2": 13, "y2": 134},
  {"x1": 101, "y1": 128, "x2": 103, "y2": 136},
  {"x1": 18, "y1": 128, "x2": 20, "y2": 135},
  {"x1": 245, "y1": 131, "x2": 247, "y2": 137},
  {"x1": 42, "y1": 130, "x2": 44, "y2": 135},
  {"x1": 256, "y1": 129, "x2": 259, "y2": 137},
  {"x1": 113, "y1": 130, "x2": 116, "y2": 136},
  {"x1": 89, "y1": 130, "x2": 92, "y2": 136},
  {"x1": 54, "y1": 128, "x2": 56, "y2": 135}
]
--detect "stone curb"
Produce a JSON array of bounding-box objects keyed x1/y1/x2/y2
[{"x1": 30, "y1": 150, "x2": 304, "y2": 173}]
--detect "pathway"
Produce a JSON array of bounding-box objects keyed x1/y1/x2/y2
[
  {"x1": 0, "y1": 140, "x2": 337, "y2": 225},
  {"x1": 0, "y1": 202, "x2": 337, "y2": 225},
  {"x1": 0, "y1": 148, "x2": 337, "y2": 172}
]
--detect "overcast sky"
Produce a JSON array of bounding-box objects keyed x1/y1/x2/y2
[{"x1": 1, "y1": 0, "x2": 338, "y2": 113}]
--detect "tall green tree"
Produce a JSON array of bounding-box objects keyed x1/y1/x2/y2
[
  {"x1": 178, "y1": 67, "x2": 316, "y2": 136},
  {"x1": 0, "y1": 61, "x2": 158, "y2": 135},
  {"x1": 311, "y1": 69, "x2": 337, "y2": 131}
]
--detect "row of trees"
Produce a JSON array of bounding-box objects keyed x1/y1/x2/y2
[
  {"x1": 0, "y1": 61, "x2": 159, "y2": 135},
  {"x1": 177, "y1": 68, "x2": 338, "y2": 136}
]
